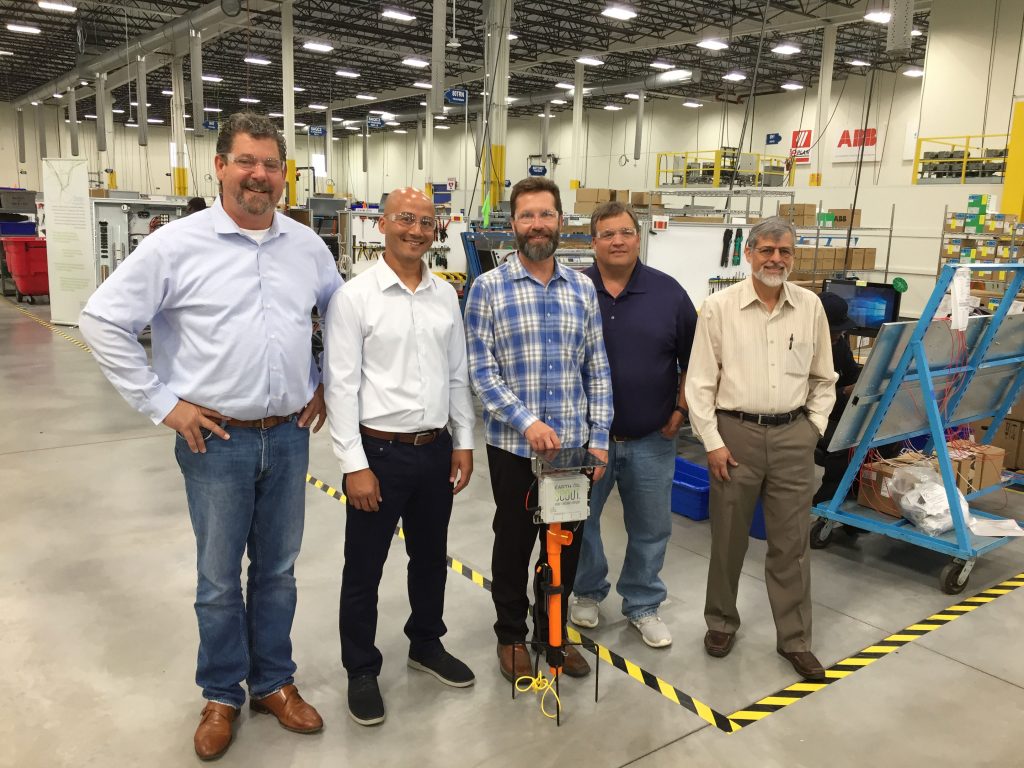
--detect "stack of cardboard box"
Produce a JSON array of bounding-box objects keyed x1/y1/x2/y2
[{"x1": 777, "y1": 202, "x2": 817, "y2": 227}]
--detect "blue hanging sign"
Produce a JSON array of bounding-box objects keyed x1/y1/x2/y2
[
  {"x1": 444, "y1": 87, "x2": 468, "y2": 105},
  {"x1": 528, "y1": 164, "x2": 547, "y2": 176},
  {"x1": 766, "y1": 132, "x2": 782, "y2": 145},
  {"x1": 202, "y1": 119, "x2": 219, "y2": 131},
  {"x1": 367, "y1": 116, "x2": 384, "y2": 129},
  {"x1": 308, "y1": 125, "x2": 326, "y2": 137}
]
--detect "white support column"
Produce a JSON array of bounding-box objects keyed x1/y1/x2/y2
[
  {"x1": 571, "y1": 61, "x2": 585, "y2": 186},
  {"x1": 170, "y1": 54, "x2": 188, "y2": 196},
  {"x1": 281, "y1": 0, "x2": 297, "y2": 205},
  {"x1": 483, "y1": 0, "x2": 511, "y2": 201},
  {"x1": 815, "y1": 23, "x2": 836, "y2": 180}
]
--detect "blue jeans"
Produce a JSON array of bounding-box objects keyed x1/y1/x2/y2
[
  {"x1": 174, "y1": 419, "x2": 309, "y2": 708},
  {"x1": 574, "y1": 431, "x2": 676, "y2": 620}
]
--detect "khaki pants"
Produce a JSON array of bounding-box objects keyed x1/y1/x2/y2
[{"x1": 704, "y1": 412, "x2": 817, "y2": 652}]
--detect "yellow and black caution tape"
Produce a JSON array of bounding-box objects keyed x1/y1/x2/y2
[
  {"x1": 306, "y1": 471, "x2": 736, "y2": 732},
  {"x1": 727, "y1": 573, "x2": 1024, "y2": 728},
  {"x1": 2, "y1": 297, "x2": 93, "y2": 353}
]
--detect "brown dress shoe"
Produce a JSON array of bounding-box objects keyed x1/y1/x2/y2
[
  {"x1": 497, "y1": 642, "x2": 534, "y2": 682},
  {"x1": 778, "y1": 649, "x2": 826, "y2": 681},
  {"x1": 194, "y1": 701, "x2": 238, "y2": 761},
  {"x1": 250, "y1": 684, "x2": 323, "y2": 733},
  {"x1": 704, "y1": 630, "x2": 736, "y2": 658},
  {"x1": 561, "y1": 645, "x2": 591, "y2": 677}
]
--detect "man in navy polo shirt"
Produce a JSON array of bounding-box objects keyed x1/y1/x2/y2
[{"x1": 570, "y1": 200, "x2": 697, "y2": 647}]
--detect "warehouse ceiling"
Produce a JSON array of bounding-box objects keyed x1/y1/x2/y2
[{"x1": 0, "y1": 0, "x2": 929, "y2": 129}]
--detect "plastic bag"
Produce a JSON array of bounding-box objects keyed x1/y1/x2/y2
[{"x1": 894, "y1": 465, "x2": 972, "y2": 536}]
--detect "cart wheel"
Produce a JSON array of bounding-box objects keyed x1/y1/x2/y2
[
  {"x1": 940, "y1": 560, "x2": 969, "y2": 595},
  {"x1": 810, "y1": 518, "x2": 835, "y2": 549},
  {"x1": 15, "y1": 290, "x2": 23, "y2": 302},
  {"x1": 24, "y1": 295, "x2": 34, "y2": 305}
]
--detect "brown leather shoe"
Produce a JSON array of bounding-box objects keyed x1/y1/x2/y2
[
  {"x1": 561, "y1": 645, "x2": 591, "y2": 677},
  {"x1": 778, "y1": 649, "x2": 826, "y2": 681},
  {"x1": 704, "y1": 630, "x2": 736, "y2": 658},
  {"x1": 497, "y1": 642, "x2": 534, "y2": 682},
  {"x1": 194, "y1": 701, "x2": 238, "y2": 761},
  {"x1": 250, "y1": 684, "x2": 323, "y2": 733}
]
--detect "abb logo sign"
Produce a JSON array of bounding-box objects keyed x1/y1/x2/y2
[{"x1": 837, "y1": 128, "x2": 877, "y2": 148}]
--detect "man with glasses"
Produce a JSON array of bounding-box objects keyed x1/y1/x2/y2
[
  {"x1": 465, "y1": 177, "x2": 613, "y2": 683},
  {"x1": 80, "y1": 112, "x2": 340, "y2": 759},
  {"x1": 324, "y1": 187, "x2": 475, "y2": 725},
  {"x1": 685, "y1": 216, "x2": 836, "y2": 681},
  {"x1": 569, "y1": 201, "x2": 696, "y2": 648}
]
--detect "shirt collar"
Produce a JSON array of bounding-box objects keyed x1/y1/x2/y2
[
  {"x1": 509, "y1": 252, "x2": 568, "y2": 284},
  {"x1": 210, "y1": 196, "x2": 284, "y2": 240},
  {"x1": 739, "y1": 276, "x2": 797, "y2": 310},
  {"x1": 374, "y1": 256, "x2": 434, "y2": 294},
  {"x1": 588, "y1": 260, "x2": 647, "y2": 297}
]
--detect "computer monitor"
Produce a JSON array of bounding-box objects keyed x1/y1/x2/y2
[{"x1": 821, "y1": 278, "x2": 902, "y2": 334}]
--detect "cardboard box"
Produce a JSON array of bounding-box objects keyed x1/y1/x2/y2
[
  {"x1": 828, "y1": 208, "x2": 862, "y2": 228},
  {"x1": 89, "y1": 188, "x2": 109, "y2": 198},
  {"x1": 669, "y1": 215, "x2": 725, "y2": 223},
  {"x1": 631, "y1": 191, "x2": 662, "y2": 206},
  {"x1": 974, "y1": 419, "x2": 1023, "y2": 470},
  {"x1": 574, "y1": 201, "x2": 599, "y2": 215},
  {"x1": 778, "y1": 202, "x2": 817, "y2": 217},
  {"x1": 576, "y1": 188, "x2": 600, "y2": 203},
  {"x1": 965, "y1": 214, "x2": 986, "y2": 234},
  {"x1": 595, "y1": 188, "x2": 612, "y2": 203},
  {"x1": 945, "y1": 212, "x2": 967, "y2": 233},
  {"x1": 612, "y1": 189, "x2": 630, "y2": 202},
  {"x1": 937, "y1": 442, "x2": 1005, "y2": 493},
  {"x1": 857, "y1": 453, "x2": 930, "y2": 517}
]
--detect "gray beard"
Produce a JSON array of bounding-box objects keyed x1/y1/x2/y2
[
  {"x1": 235, "y1": 185, "x2": 276, "y2": 216},
  {"x1": 754, "y1": 265, "x2": 790, "y2": 286},
  {"x1": 517, "y1": 230, "x2": 559, "y2": 262}
]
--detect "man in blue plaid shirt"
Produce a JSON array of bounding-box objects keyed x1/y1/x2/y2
[{"x1": 465, "y1": 177, "x2": 613, "y2": 683}]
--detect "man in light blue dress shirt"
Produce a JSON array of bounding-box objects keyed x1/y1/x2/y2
[{"x1": 79, "y1": 113, "x2": 342, "y2": 760}]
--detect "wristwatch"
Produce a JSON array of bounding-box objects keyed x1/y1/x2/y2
[{"x1": 674, "y1": 405, "x2": 688, "y2": 416}]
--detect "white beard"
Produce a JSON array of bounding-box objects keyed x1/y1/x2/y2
[{"x1": 755, "y1": 265, "x2": 790, "y2": 287}]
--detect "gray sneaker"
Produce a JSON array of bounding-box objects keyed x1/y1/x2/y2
[
  {"x1": 570, "y1": 596, "x2": 600, "y2": 628},
  {"x1": 630, "y1": 614, "x2": 672, "y2": 648}
]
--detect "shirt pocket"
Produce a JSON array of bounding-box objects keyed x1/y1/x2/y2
[{"x1": 785, "y1": 341, "x2": 813, "y2": 376}]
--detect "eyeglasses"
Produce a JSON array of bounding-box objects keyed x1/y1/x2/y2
[
  {"x1": 595, "y1": 227, "x2": 638, "y2": 241},
  {"x1": 220, "y1": 153, "x2": 284, "y2": 173},
  {"x1": 387, "y1": 212, "x2": 437, "y2": 229},
  {"x1": 754, "y1": 246, "x2": 794, "y2": 258},
  {"x1": 513, "y1": 209, "x2": 559, "y2": 223}
]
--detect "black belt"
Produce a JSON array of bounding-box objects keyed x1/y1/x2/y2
[
  {"x1": 360, "y1": 426, "x2": 445, "y2": 446},
  {"x1": 718, "y1": 408, "x2": 805, "y2": 426},
  {"x1": 611, "y1": 434, "x2": 637, "y2": 443}
]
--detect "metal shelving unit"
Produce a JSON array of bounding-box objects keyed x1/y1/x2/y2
[{"x1": 934, "y1": 204, "x2": 1023, "y2": 306}]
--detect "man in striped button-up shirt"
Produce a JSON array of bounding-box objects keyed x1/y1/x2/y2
[{"x1": 465, "y1": 177, "x2": 613, "y2": 684}]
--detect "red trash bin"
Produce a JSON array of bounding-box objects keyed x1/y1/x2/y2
[{"x1": 2, "y1": 236, "x2": 48, "y2": 302}]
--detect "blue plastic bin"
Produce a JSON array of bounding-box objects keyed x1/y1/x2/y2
[
  {"x1": 0, "y1": 221, "x2": 35, "y2": 236},
  {"x1": 672, "y1": 457, "x2": 767, "y2": 539}
]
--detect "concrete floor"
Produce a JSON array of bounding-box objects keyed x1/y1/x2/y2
[{"x1": 4, "y1": 296, "x2": 1024, "y2": 768}]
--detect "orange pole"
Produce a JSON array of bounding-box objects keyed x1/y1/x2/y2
[{"x1": 546, "y1": 523, "x2": 573, "y2": 676}]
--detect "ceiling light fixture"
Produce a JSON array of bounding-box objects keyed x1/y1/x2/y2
[
  {"x1": 434, "y1": 125, "x2": 450, "y2": 130},
  {"x1": 0, "y1": 51, "x2": 14, "y2": 56},
  {"x1": 696, "y1": 38, "x2": 728, "y2": 51},
  {"x1": 244, "y1": 56, "x2": 271, "y2": 66},
  {"x1": 335, "y1": 69, "x2": 360, "y2": 78},
  {"x1": 385, "y1": 120, "x2": 400, "y2": 126},
  {"x1": 355, "y1": 94, "x2": 376, "y2": 100},
  {"x1": 682, "y1": 101, "x2": 703, "y2": 108},
  {"x1": 302, "y1": 41, "x2": 333, "y2": 52},
  {"x1": 7, "y1": 24, "x2": 41, "y2": 34},
  {"x1": 771, "y1": 43, "x2": 800, "y2": 55},
  {"x1": 201, "y1": 74, "x2": 222, "y2": 82},
  {"x1": 147, "y1": 118, "x2": 163, "y2": 124},
  {"x1": 603, "y1": 104, "x2": 623, "y2": 110},
  {"x1": 382, "y1": 8, "x2": 416, "y2": 21},
  {"x1": 268, "y1": 112, "x2": 284, "y2": 117},
  {"x1": 601, "y1": 5, "x2": 637, "y2": 21},
  {"x1": 864, "y1": 10, "x2": 892, "y2": 23},
  {"x1": 624, "y1": 93, "x2": 640, "y2": 100},
  {"x1": 394, "y1": 129, "x2": 408, "y2": 134},
  {"x1": 550, "y1": 98, "x2": 567, "y2": 105},
  {"x1": 660, "y1": 68, "x2": 693, "y2": 82},
  {"x1": 129, "y1": 101, "x2": 151, "y2": 106},
  {"x1": 402, "y1": 57, "x2": 429, "y2": 68},
  {"x1": 413, "y1": 81, "x2": 432, "y2": 88},
  {"x1": 903, "y1": 67, "x2": 925, "y2": 78},
  {"x1": 294, "y1": 122, "x2": 306, "y2": 127},
  {"x1": 111, "y1": 108, "x2": 125, "y2": 114},
  {"x1": 293, "y1": 86, "x2": 306, "y2": 92},
  {"x1": 781, "y1": 82, "x2": 803, "y2": 90},
  {"x1": 308, "y1": 103, "x2": 327, "y2": 110},
  {"x1": 911, "y1": 29, "x2": 923, "y2": 37},
  {"x1": 576, "y1": 56, "x2": 604, "y2": 66},
  {"x1": 434, "y1": 114, "x2": 447, "y2": 120},
  {"x1": 161, "y1": 89, "x2": 173, "y2": 95},
  {"x1": 203, "y1": 107, "x2": 222, "y2": 112},
  {"x1": 239, "y1": 97, "x2": 261, "y2": 103},
  {"x1": 849, "y1": 59, "x2": 871, "y2": 67},
  {"x1": 52, "y1": 93, "x2": 63, "y2": 99},
  {"x1": 508, "y1": 33, "x2": 518, "y2": 40},
  {"x1": 722, "y1": 71, "x2": 746, "y2": 82},
  {"x1": 38, "y1": 1, "x2": 77, "y2": 12},
  {"x1": 650, "y1": 61, "x2": 675, "y2": 70},
  {"x1": 84, "y1": 114, "x2": 97, "y2": 119},
  {"x1": 345, "y1": 126, "x2": 359, "y2": 130},
  {"x1": 555, "y1": 82, "x2": 575, "y2": 89}
]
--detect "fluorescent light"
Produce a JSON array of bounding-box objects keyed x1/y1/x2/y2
[
  {"x1": 413, "y1": 81, "x2": 432, "y2": 89},
  {"x1": 201, "y1": 75, "x2": 222, "y2": 83},
  {"x1": 555, "y1": 82, "x2": 575, "y2": 89},
  {"x1": 203, "y1": 107, "x2": 222, "y2": 112},
  {"x1": 244, "y1": 56, "x2": 271, "y2": 66},
  {"x1": 268, "y1": 112, "x2": 284, "y2": 117},
  {"x1": 506, "y1": 97, "x2": 518, "y2": 103},
  {"x1": 682, "y1": 101, "x2": 703, "y2": 108},
  {"x1": 385, "y1": 120, "x2": 400, "y2": 126},
  {"x1": 434, "y1": 114, "x2": 447, "y2": 120},
  {"x1": 550, "y1": 99, "x2": 567, "y2": 105},
  {"x1": 185, "y1": 127, "x2": 194, "y2": 131},
  {"x1": 382, "y1": 8, "x2": 416, "y2": 21},
  {"x1": 52, "y1": 93, "x2": 63, "y2": 99},
  {"x1": 84, "y1": 114, "x2": 96, "y2": 119},
  {"x1": 402, "y1": 57, "x2": 429, "y2": 68},
  {"x1": 335, "y1": 69, "x2": 360, "y2": 78},
  {"x1": 294, "y1": 122, "x2": 306, "y2": 127},
  {"x1": 576, "y1": 56, "x2": 604, "y2": 66},
  {"x1": 911, "y1": 28, "x2": 923, "y2": 37},
  {"x1": 184, "y1": 113, "x2": 190, "y2": 118},
  {"x1": 79, "y1": 80, "x2": 87, "y2": 85},
  {"x1": 111, "y1": 108, "x2": 125, "y2": 114},
  {"x1": 722, "y1": 71, "x2": 746, "y2": 82},
  {"x1": 603, "y1": 104, "x2": 622, "y2": 111},
  {"x1": 772, "y1": 43, "x2": 800, "y2": 55},
  {"x1": 508, "y1": 33, "x2": 518, "y2": 40},
  {"x1": 536, "y1": 113, "x2": 555, "y2": 118},
  {"x1": 660, "y1": 68, "x2": 692, "y2": 82},
  {"x1": 650, "y1": 61, "x2": 675, "y2": 70},
  {"x1": 332, "y1": 137, "x2": 339, "y2": 141},
  {"x1": 624, "y1": 93, "x2": 640, "y2": 100},
  {"x1": 38, "y1": 1, "x2": 77, "y2": 11},
  {"x1": 697, "y1": 38, "x2": 728, "y2": 51},
  {"x1": 781, "y1": 82, "x2": 803, "y2": 90},
  {"x1": 147, "y1": 118, "x2": 163, "y2": 124},
  {"x1": 293, "y1": 86, "x2": 306, "y2": 92},
  {"x1": 161, "y1": 89, "x2": 173, "y2": 96},
  {"x1": 129, "y1": 101, "x2": 151, "y2": 106},
  {"x1": 602, "y1": 5, "x2": 636, "y2": 21},
  {"x1": 356, "y1": 94, "x2": 376, "y2": 101},
  {"x1": 849, "y1": 59, "x2": 871, "y2": 67},
  {"x1": 435, "y1": 125, "x2": 450, "y2": 130},
  {"x1": 420, "y1": 101, "x2": 428, "y2": 106},
  {"x1": 303, "y1": 41, "x2": 334, "y2": 52},
  {"x1": 308, "y1": 103, "x2": 327, "y2": 110},
  {"x1": 393, "y1": 129, "x2": 408, "y2": 134},
  {"x1": 0, "y1": 51, "x2": 13, "y2": 56},
  {"x1": 368, "y1": 109, "x2": 388, "y2": 114},
  {"x1": 865, "y1": 10, "x2": 891, "y2": 23},
  {"x1": 239, "y1": 97, "x2": 261, "y2": 104},
  {"x1": 7, "y1": 24, "x2": 41, "y2": 34},
  {"x1": 345, "y1": 126, "x2": 360, "y2": 131},
  {"x1": 903, "y1": 67, "x2": 925, "y2": 77},
  {"x1": 331, "y1": 116, "x2": 343, "y2": 122},
  {"x1": 30, "y1": 101, "x2": 39, "y2": 106}
]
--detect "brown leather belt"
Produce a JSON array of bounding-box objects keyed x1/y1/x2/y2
[
  {"x1": 224, "y1": 413, "x2": 297, "y2": 429},
  {"x1": 718, "y1": 408, "x2": 805, "y2": 427},
  {"x1": 360, "y1": 425, "x2": 445, "y2": 446}
]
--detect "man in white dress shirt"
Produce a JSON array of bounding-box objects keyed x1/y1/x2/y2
[{"x1": 324, "y1": 187, "x2": 475, "y2": 726}]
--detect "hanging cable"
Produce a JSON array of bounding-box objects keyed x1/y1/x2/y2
[{"x1": 726, "y1": 0, "x2": 771, "y2": 213}]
